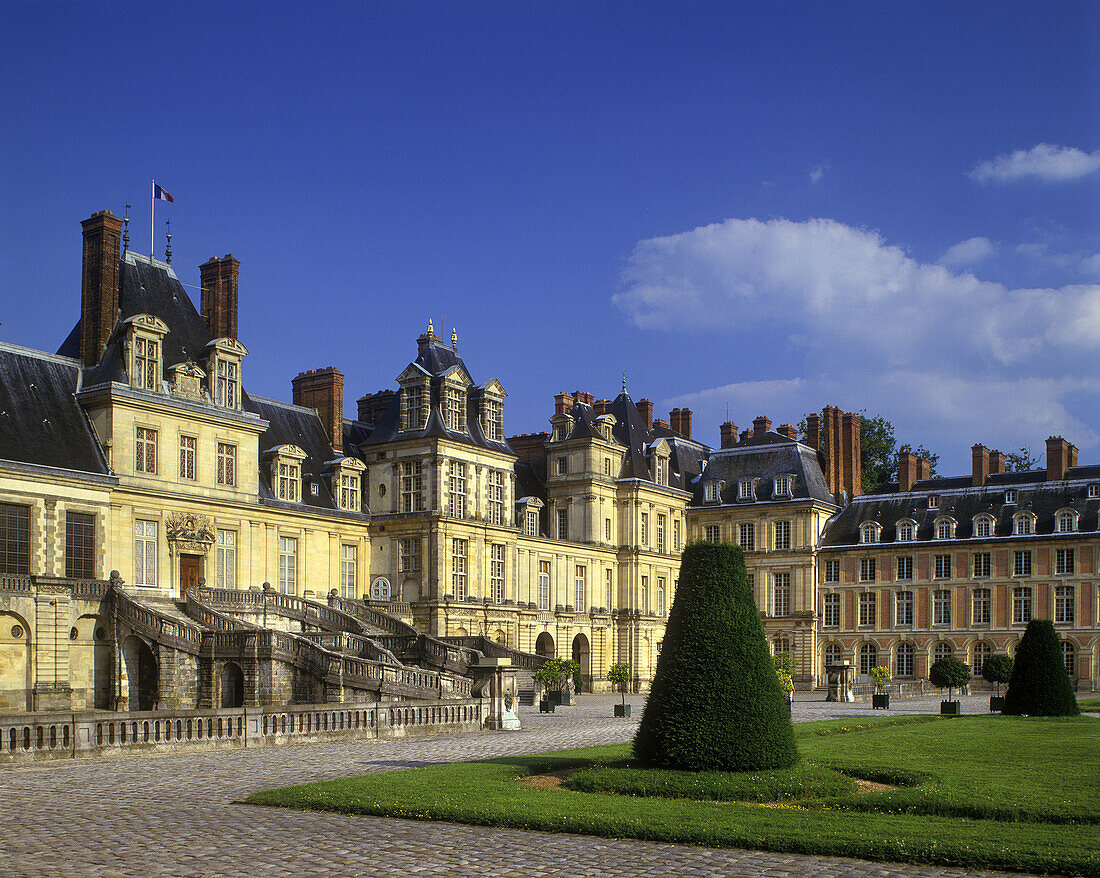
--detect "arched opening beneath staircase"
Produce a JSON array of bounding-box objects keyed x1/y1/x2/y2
[
  {"x1": 535, "y1": 631, "x2": 555, "y2": 658},
  {"x1": 121, "y1": 635, "x2": 158, "y2": 712},
  {"x1": 220, "y1": 662, "x2": 244, "y2": 708}
]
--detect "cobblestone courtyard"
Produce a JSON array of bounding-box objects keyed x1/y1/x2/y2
[{"x1": 0, "y1": 694, "x2": 1036, "y2": 877}]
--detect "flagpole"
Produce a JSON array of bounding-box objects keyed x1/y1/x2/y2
[{"x1": 150, "y1": 178, "x2": 155, "y2": 259}]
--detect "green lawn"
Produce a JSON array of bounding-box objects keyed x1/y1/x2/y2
[
  {"x1": 247, "y1": 715, "x2": 1100, "y2": 876},
  {"x1": 1078, "y1": 697, "x2": 1100, "y2": 712}
]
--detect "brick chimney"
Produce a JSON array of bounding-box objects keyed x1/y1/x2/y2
[
  {"x1": 777, "y1": 423, "x2": 797, "y2": 441},
  {"x1": 507, "y1": 432, "x2": 549, "y2": 476},
  {"x1": 719, "y1": 421, "x2": 737, "y2": 449},
  {"x1": 972, "y1": 443, "x2": 990, "y2": 486},
  {"x1": 637, "y1": 398, "x2": 654, "y2": 431},
  {"x1": 740, "y1": 428, "x2": 752, "y2": 443},
  {"x1": 822, "y1": 406, "x2": 843, "y2": 498},
  {"x1": 356, "y1": 389, "x2": 396, "y2": 425},
  {"x1": 554, "y1": 392, "x2": 574, "y2": 416},
  {"x1": 989, "y1": 449, "x2": 1006, "y2": 475},
  {"x1": 753, "y1": 415, "x2": 772, "y2": 438},
  {"x1": 918, "y1": 454, "x2": 931, "y2": 482},
  {"x1": 292, "y1": 367, "x2": 344, "y2": 449},
  {"x1": 593, "y1": 398, "x2": 612, "y2": 416},
  {"x1": 199, "y1": 254, "x2": 240, "y2": 340},
  {"x1": 653, "y1": 418, "x2": 669, "y2": 431},
  {"x1": 679, "y1": 407, "x2": 692, "y2": 439},
  {"x1": 840, "y1": 411, "x2": 862, "y2": 499},
  {"x1": 572, "y1": 390, "x2": 594, "y2": 407},
  {"x1": 898, "y1": 449, "x2": 919, "y2": 492},
  {"x1": 80, "y1": 210, "x2": 122, "y2": 367},
  {"x1": 1046, "y1": 436, "x2": 1073, "y2": 481},
  {"x1": 805, "y1": 412, "x2": 821, "y2": 451}
]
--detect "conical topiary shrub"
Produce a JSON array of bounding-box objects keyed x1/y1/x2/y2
[
  {"x1": 1003, "y1": 619, "x2": 1079, "y2": 716},
  {"x1": 633, "y1": 541, "x2": 798, "y2": 771}
]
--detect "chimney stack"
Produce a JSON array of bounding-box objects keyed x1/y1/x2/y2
[
  {"x1": 80, "y1": 210, "x2": 123, "y2": 367},
  {"x1": 840, "y1": 411, "x2": 862, "y2": 499},
  {"x1": 637, "y1": 398, "x2": 654, "y2": 431},
  {"x1": 653, "y1": 418, "x2": 669, "y2": 431},
  {"x1": 752, "y1": 415, "x2": 772, "y2": 438},
  {"x1": 554, "y1": 392, "x2": 574, "y2": 416},
  {"x1": 805, "y1": 412, "x2": 821, "y2": 451},
  {"x1": 989, "y1": 449, "x2": 1006, "y2": 475},
  {"x1": 356, "y1": 389, "x2": 396, "y2": 425},
  {"x1": 898, "y1": 449, "x2": 919, "y2": 492},
  {"x1": 972, "y1": 443, "x2": 990, "y2": 487},
  {"x1": 417, "y1": 325, "x2": 441, "y2": 357},
  {"x1": 777, "y1": 423, "x2": 797, "y2": 441},
  {"x1": 918, "y1": 454, "x2": 931, "y2": 482},
  {"x1": 740, "y1": 428, "x2": 752, "y2": 443},
  {"x1": 292, "y1": 367, "x2": 345, "y2": 450},
  {"x1": 571, "y1": 390, "x2": 594, "y2": 407},
  {"x1": 719, "y1": 421, "x2": 738, "y2": 449},
  {"x1": 1046, "y1": 436, "x2": 1074, "y2": 481},
  {"x1": 593, "y1": 398, "x2": 611, "y2": 416},
  {"x1": 199, "y1": 255, "x2": 240, "y2": 340}
]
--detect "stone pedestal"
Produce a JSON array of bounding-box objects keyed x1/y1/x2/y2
[
  {"x1": 470, "y1": 657, "x2": 520, "y2": 730},
  {"x1": 825, "y1": 661, "x2": 855, "y2": 702}
]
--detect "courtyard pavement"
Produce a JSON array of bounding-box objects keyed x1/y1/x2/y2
[{"x1": 0, "y1": 693, "x2": 1041, "y2": 877}]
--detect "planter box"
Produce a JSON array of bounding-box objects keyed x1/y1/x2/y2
[
  {"x1": 614, "y1": 703, "x2": 631, "y2": 717},
  {"x1": 940, "y1": 700, "x2": 961, "y2": 716},
  {"x1": 872, "y1": 693, "x2": 890, "y2": 710},
  {"x1": 548, "y1": 691, "x2": 562, "y2": 706},
  {"x1": 559, "y1": 691, "x2": 572, "y2": 707},
  {"x1": 989, "y1": 695, "x2": 1005, "y2": 713},
  {"x1": 539, "y1": 700, "x2": 555, "y2": 713}
]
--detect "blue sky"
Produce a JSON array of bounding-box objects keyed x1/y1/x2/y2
[{"x1": 2, "y1": 1, "x2": 1097, "y2": 474}]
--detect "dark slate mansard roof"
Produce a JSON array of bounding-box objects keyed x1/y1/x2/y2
[{"x1": 689, "y1": 431, "x2": 835, "y2": 506}]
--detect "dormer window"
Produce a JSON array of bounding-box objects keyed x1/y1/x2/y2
[
  {"x1": 927, "y1": 495, "x2": 939, "y2": 510},
  {"x1": 477, "y1": 380, "x2": 506, "y2": 441},
  {"x1": 973, "y1": 515, "x2": 994, "y2": 538},
  {"x1": 774, "y1": 475, "x2": 792, "y2": 497},
  {"x1": 655, "y1": 456, "x2": 667, "y2": 486},
  {"x1": 1056, "y1": 510, "x2": 1077, "y2": 533},
  {"x1": 703, "y1": 482, "x2": 720, "y2": 503},
  {"x1": 443, "y1": 384, "x2": 466, "y2": 432},
  {"x1": 860, "y1": 523, "x2": 880, "y2": 544},
  {"x1": 896, "y1": 520, "x2": 915, "y2": 541},
  {"x1": 206, "y1": 338, "x2": 247, "y2": 411},
  {"x1": 123, "y1": 314, "x2": 169, "y2": 392},
  {"x1": 935, "y1": 517, "x2": 956, "y2": 540},
  {"x1": 269, "y1": 445, "x2": 307, "y2": 503},
  {"x1": 1013, "y1": 512, "x2": 1034, "y2": 536},
  {"x1": 1004, "y1": 490, "x2": 1017, "y2": 504},
  {"x1": 332, "y1": 457, "x2": 366, "y2": 512},
  {"x1": 1089, "y1": 484, "x2": 1099, "y2": 499},
  {"x1": 738, "y1": 479, "x2": 755, "y2": 500}
]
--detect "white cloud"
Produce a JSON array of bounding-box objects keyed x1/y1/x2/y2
[
  {"x1": 809, "y1": 163, "x2": 827, "y2": 184},
  {"x1": 968, "y1": 144, "x2": 1100, "y2": 183},
  {"x1": 614, "y1": 216, "x2": 1100, "y2": 468},
  {"x1": 939, "y1": 236, "x2": 995, "y2": 268}
]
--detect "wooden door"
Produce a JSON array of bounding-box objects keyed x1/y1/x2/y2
[{"x1": 179, "y1": 555, "x2": 202, "y2": 599}]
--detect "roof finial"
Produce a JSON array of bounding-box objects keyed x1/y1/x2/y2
[
  {"x1": 122, "y1": 204, "x2": 131, "y2": 254},
  {"x1": 165, "y1": 219, "x2": 172, "y2": 265},
  {"x1": 621, "y1": 368, "x2": 627, "y2": 393},
  {"x1": 451, "y1": 327, "x2": 458, "y2": 349},
  {"x1": 427, "y1": 317, "x2": 434, "y2": 335}
]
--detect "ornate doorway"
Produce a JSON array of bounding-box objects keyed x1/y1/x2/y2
[{"x1": 179, "y1": 554, "x2": 202, "y2": 599}]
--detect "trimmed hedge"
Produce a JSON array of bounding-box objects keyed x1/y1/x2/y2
[
  {"x1": 1003, "y1": 619, "x2": 1079, "y2": 717},
  {"x1": 633, "y1": 541, "x2": 798, "y2": 771}
]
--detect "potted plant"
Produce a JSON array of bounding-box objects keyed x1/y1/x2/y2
[
  {"x1": 982, "y1": 653, "x2": 1013, "y2": 712},
  {"x1": 929, "y1": 654, "x2": 971, "y2": 716},
  {"x1": 870, "y1": 665, "x2": 892, "y2": 709},
  {"x1": 608, "y1": 662, "x2": 632, "y2": 716},
  {"x1": 535, "y1": 659, "x2": 563, "y2": 712},
  {"x1": 557, "y1": 658, "x2": 579, "y2": 706}
]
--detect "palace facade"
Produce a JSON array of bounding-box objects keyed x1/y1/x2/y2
[{"x1": 0, "y1": 209, "x2": 1096, "y2": 714}]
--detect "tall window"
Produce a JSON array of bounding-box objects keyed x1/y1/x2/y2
[
  {"x1": 1012, "y1": 586, "x2": 1032, "y2": 624},
  {"x1": 823, "y1": 593, "x2": 840, "y2": 627},
  {"x1": 277, "y1": 462, "x2": 300, "y2": 502},
  {"x1": 973, "y1": 552, "x2": 991, "y2": 577},
  {"x1": 134, "y1": 520, "x2": 157, "y2": 587},
  {"x1": 604, "y1": 457, "x2": 612, "y2": 477},
  {"x1": 896, "y1": 590, "x2": 913, "y2": 626},
  {"x1": 134, "y1": 337, "x2": 159, "y2": 390},
  {"x1": 216, "y1": 358, "x2": 239, "y2": 408},
  {"x1": 656, "y1": 514, "x2": 666, "y2": 552},
  {"x1": 483, "y1": 398, "x2": 503, "y2": 441},
  {"x1": 934, "y1": 554, "x2": 951, "y2": 579},
  {"x1": 340, "y1": 544, "x2": 357, "y2": 598},
  {"x1": 860, "y1": 557, "x2": 876, "y2": 582},
  {"x1": 65, "y1": 511, "x2": 95, "y2": 579},
  {"x1": 215, "y1": 529, "x2": 236, "y2": 589},
  {"x1": 216, "y1": 443, "x2": 236, "y2": 487},
  {"x1": 824, "y1": 643, "x2": 842, "y2": 667},
  {"x1": 525, "y1": 510, "x2": 539, "y2": 537},
  {"x1": 556, "y1": 456, "x2": 568, "y2": 476},
  {"x1": 738, "y1": 479, "x2": 754, "y2": 500},
  {"x1": 896, "y1": 642, "x2": 914, "y2": 677},
  {"x1": 774, "y1": 475, "x2": 792, "y2": 497},
  {"x1": 933, "y1": 589, "x2": 951, "y2": 625},
  {"x1": 605, "y1": 568, "x2": 613, "y2": 610},
  {"x1": 339, "y1": 473, "x2": 360, "y2": 511},
  {"x1": 657, "y1": 578, "x2": 666, "y2": 615},
  {"x1": 538, "y1": 560, "x2": 551, "y2": 610},
  {"x1": 399, "y1": 538, "x2": 420, "y2": 574},
  {"x1": 972, "y1": 588, "x2": 991, "y2": 625},
  {"x1": 1055, "y1": 548, "x2": 1074, "y2": 575},
  {"x1": 655, "y1": 457, "x2": 667, "y2": 486},
  {"x1": 1013, "y1": 550, "x2": 1032, "y2": 577},
  {"x1": 896, "y1": 556, "x2": 913, "y2": 581},
  {"x1": 135, "y1": 427, "x2": 157, "y2": 474},
  {"x1": 1062, "y1": 641, "x2": 1076, "y2": 676},
  {"x1": 673, "y1": 519, "x2": 681, "y2": 552},
  {"x1": 557, "y1": 509, "x2": 569, "y2": 540},
  {"x1": 933, "y1": 642, "x2": 953, "y2": 663},
  {"x1": 640, "y1": 576, "x2": 649, "y2": 614},
  {"x1": 451, "y1": 538, "x2": 468, "y2": 600},
  {"x1": 972, "y1": 641, "x2": 991, "y2": 676},
  {"x1": 403, "y1": 384, "x2": 425, "y2": 430},
  {"x1": 278, "y1": 537, "x2": 297, "y2": 594},
  {"x1": 859, "y1": 643, "x2": 878, "y2": 676},
  {"x1": 604, "y1": 518, "x2": 612, "y2": 542},
  {"x1": 859, "y1": 591, "x2": 876, "y2": 626},
  {"x1": 704, "y1": 524, "x2": 720, "y2": 542},
  {"x1": 487, "y1": 471, "x2": 504, "y2": 525},
  {"x1": 448, "y1": 462, "x2": 467, "y2": 518},
  {"x1": 574, "y1": 565, "x2": 586, "y2": 610},
  {"x1": 704, "y1": 483, "x2": 719, "y2": 502},
  {"x1": 824, "y1": 559, "x2": 840, "y2": 583},
  {"x1": 179, "y1": 435, "x2": 196, "y2": 480},
  {"x1": 443, "y1": 386, "x2": 466, "y2": 432},
  {"x1": 401, "y1": 461, "x2": 424, "y2": 512},
  {"x1": 739, "y1": 522, "x2": 755, "y2": 551},
  {"x1": 640, "y1": 513, "x2": 649, "y2": 546},
  {"x1": 773, "y1": 572, "x2": 790, "y2": 616},
  {"x1": 490, "y1": 544, "x2": 505, "y2": 603},
  {"x1": 774, "y1": 520, "x2": 791, "y2": 550},
  {"x1": 1055, "y1": 585, "x2": 1075, "y2": 624}
]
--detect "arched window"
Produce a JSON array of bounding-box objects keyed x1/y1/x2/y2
[
  {"x1": 1013, "y1": 513, "x2": 1035, "y2": 536},
  {"x1": 1056, "y1": 510, "x2": 1077, "y2": 534},
  {"x1": 859, "y1": 643, "x2": 878, "y2": 676},
  {"x1": 972, "y1": 641, "x2": 991, "y2": 676},
  {"x1": 935, "y1": 517, "x2": 955, "y2": 540},
  {"x1": 1062, "y1": 641, "x2": 1076, "y2": 677},
  {"x1": 896, "y1": 520, "x2": 915, "y2": 541},
  {"x1": 973, "y1": 515, "x2": 994, "y2": 538},
  {"x1": 823, "y1": 643, "x2": 842, "y2": 667},
  {"x1": 860, "y1": 523, "x2": 879, "y2": 544},
  {"x1": 896, "y1": 642, "x2": 914, "y2": 677},
  {"x1": 933, "y1": 641, "x2": 953, "y2": 663}
]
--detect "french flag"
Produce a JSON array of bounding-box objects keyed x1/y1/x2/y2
[{"x1": 153, "y1": 183, "x2": 174, "y2": 203}]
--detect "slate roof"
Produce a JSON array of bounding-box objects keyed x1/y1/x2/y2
[
  {"x1": 821, "y1": 470, "x2": 1100, "y2": 547},
  {"x1": 690, "y1": 432, "x2": 835, "y2": 506},
  {"x1": 359, "y1": 336, "x2": 513, "y2": 456},
  {"x1": 0, "y1": 343, "x2": 110, "y2": 476}
]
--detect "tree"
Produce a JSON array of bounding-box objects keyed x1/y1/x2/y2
[
  {"x1": 981, "y1": 654, "x2": 1013, "y2": 696},
  {"x1": 870, "y1": 665, "x2": 892, "y2": 693},
  {"x1": 897, "y1": 443, "x2": 939, "y2": 477},
  {"x1": 929, "y1": 655, "x2": 971, "y2": 701},
  {"x1": 608, "y1": 662, "x2": 631, "y2": 707},
  {"x1": 633, "y1": 541, "x2": 798, "y2": 771},
  {"x1": 1003, "y1": 620, "x2": 1079, "y2": 716},
  {"x1": 534, "y1": 659, "x2": 565, "y2": 701},
  {"x1": 1006, "y1": 447, "x2": 1039, "y2": 472}
]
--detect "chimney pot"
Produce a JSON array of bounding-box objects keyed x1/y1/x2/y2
[{"x1": 752, "y1": 415, "x2": 772, "y2": 437}]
